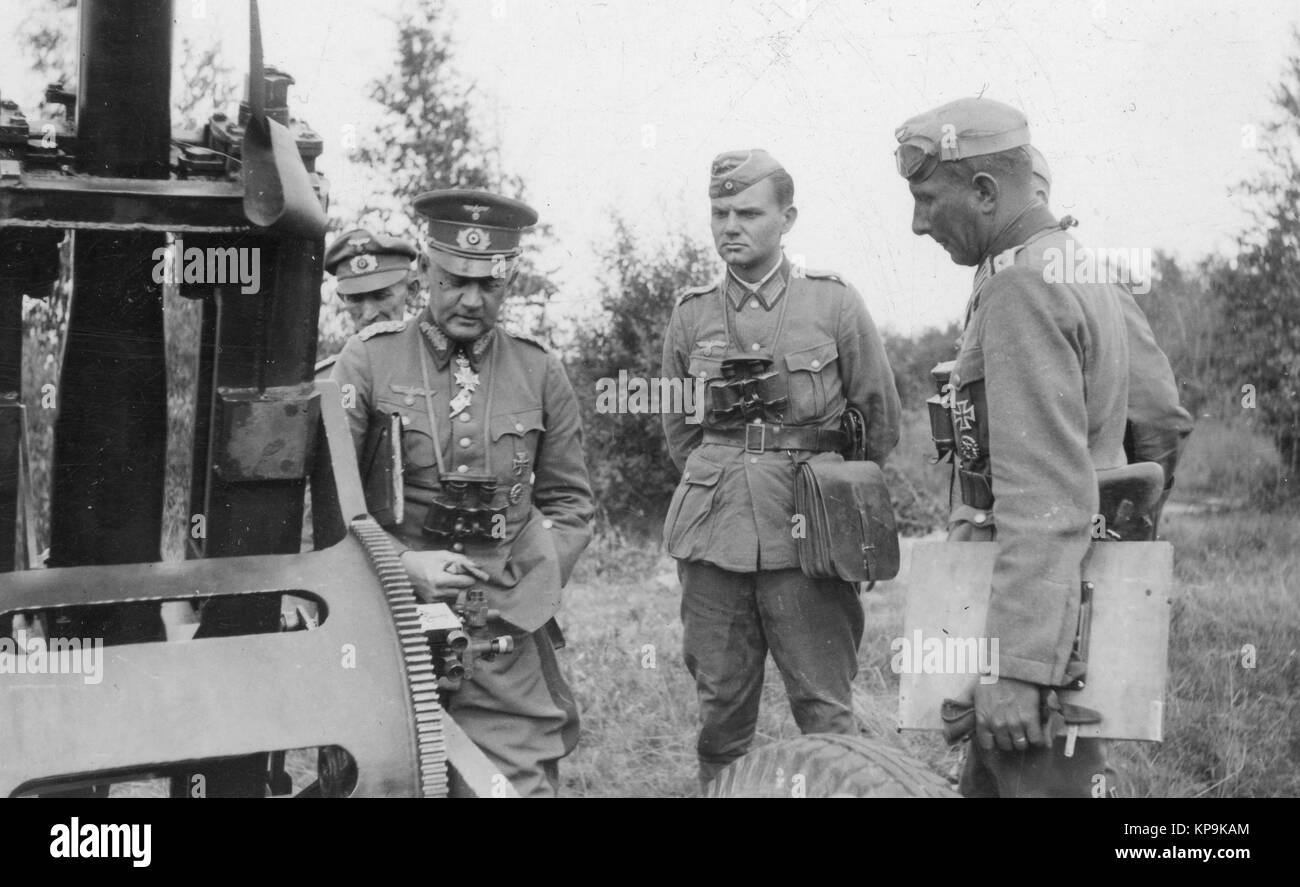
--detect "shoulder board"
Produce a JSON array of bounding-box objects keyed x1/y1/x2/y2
[
  {"x1": 503, "y1": 327, "x2": 548, "y2": 351},
  {"x1": 357, "y1": 319, "x2": 407, "y2": 342},
  {"x1": 313, "y1": 354, "x2": 338, "y2": 377},
  {"x1": 800, "y1": 268, "x2": 844, "y2": 284},
  {"x1": 676, "y1": 281, "x2": 719, "y2": 305}
]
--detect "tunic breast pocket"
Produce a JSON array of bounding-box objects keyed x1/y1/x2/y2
[
  {"x1": 782, "y1": 340, "x2": 839, "y2": 424},
  {"x1": 687, "y1": 353, "x2": 724, "y2": 383},
  {"x1": 375, "y1": 396, "x2": 439, "y2": 477},
  {"x1": 491, "y1": 408, "x2": 545, "y2": 507}
]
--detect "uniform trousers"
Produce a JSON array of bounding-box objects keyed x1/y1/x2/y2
[
  {"x1": 678, "y1": 561, "x2": 864, "y2": 785},
  {"x1": 446, "y1": 627, "x2": 579, "y2": 798}
]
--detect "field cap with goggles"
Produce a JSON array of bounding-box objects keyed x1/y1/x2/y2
[{"x1": 894, "y1": 97, "x2": 1031, "y2": 183}]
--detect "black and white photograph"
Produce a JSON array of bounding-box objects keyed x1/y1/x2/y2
[{"x1": 0, "y1": 0, "x2": 1293, "y2": 845}]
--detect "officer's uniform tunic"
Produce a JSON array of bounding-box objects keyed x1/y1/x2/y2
[
  {"x1": 662, "y1": 256, "x2": 901, "y2": 783},
  {"x1": 332, "y1": 311, "x2": 594, "y2": 797}
]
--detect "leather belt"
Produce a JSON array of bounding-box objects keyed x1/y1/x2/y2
[{"x1": 703, "y1": 422, "x2": 847, "y2": 454}]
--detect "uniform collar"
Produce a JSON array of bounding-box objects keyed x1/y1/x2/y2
[
  {"x1": 981, "y1": 202, "x2": 1059, "y2": 265},
  {"x1": 965, "y1": 204, "x2": 1060, "y2": 329},
  {"x1": 418, "y1": 309, "x2": 496, "y2": 370},
  {"x1": 725, "y1": 255, "x2": 789, "y2": 311}
]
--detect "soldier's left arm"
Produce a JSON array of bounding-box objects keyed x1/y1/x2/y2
[
  {"x1": 836, "y1": 282, "x2": 901, "y2": 463},
  {"x1": 982, "y1": 269, "x2": 1095, "y2": 687},
  {"x1": 533, "y1": 352, "x2": 596, "y2": 585}
]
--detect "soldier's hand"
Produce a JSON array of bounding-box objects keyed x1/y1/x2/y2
[
  {"x1": 400, "y1": 549, "x2": 489, "y2": 602},
  {"x1": 974, "y1": 677, "x2": 1048, "y2": 753}
]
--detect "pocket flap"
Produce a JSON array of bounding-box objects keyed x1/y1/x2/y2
[
  {"x1": 784, "y1": 340, "x2": 838, "y2": 373},
  {"x1": 491, "y1": 408, "x2": 545, "y2": 441},
  {"x1": 687, "y1": 354, "x2": 724, "y2": 381},
  {"x1": 681, "y1": 457, "x2": 723, "y2": 487}
]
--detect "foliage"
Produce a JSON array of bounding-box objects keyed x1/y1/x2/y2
[
  {"x1": 880, "y1": 321, "x2": 961, "y2": 410},
  {"x1": 565, "y1": 217, "x2": 719, "y2": 534},
  {"x1": 1210, "y1": 28, "x2": 1300, "y2": 491},
  {"x1": 325, "y1": 0, "x2": 554, "y2": 353}
]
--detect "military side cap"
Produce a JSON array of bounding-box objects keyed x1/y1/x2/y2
[
  {"x1": 709, "y1": 149, "x2": 785, "y2": 198},
  {"x1": 325, "y1": 228, "x2": 418, "y2": 296},
  {"x1": 894, "y1": 97, "x2": 1031, "y2": 182},
  {"x1": 412, "y1": 189, "x2": 538, "y2": 277}
]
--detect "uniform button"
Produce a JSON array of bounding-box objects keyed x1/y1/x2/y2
[
  {"x1": 683, "y1": 471, "x2": 691, "y2": 480},
  {"x1": 542, "y1": 519, "x2": 554, "y2": 529},
  {"x1": 459, "y1": 412, "x2": 472, "y2": 423},
  {"x1": 750, "y1": 343, "x2": 760, "y2": 352},
  {"x1": 973, "y1": 512, "x2": 988, "y2": 526},
  {"x1": 457, "y1": 464, "x2": 469, "y2": 474},
  {"x1": 515, "y1": 422, "x2": 524, "y2": 432},
  {"x1": 810, "y1": 359, "x2": 821, "y2": 369},
  {"x1": 453, "y1": 542, "x2": 464, "y2": 552},
  {"x1": 698, "y1": 371, "x2": 707, "y2": 378},
  {"x1": 750, "y1": 301, "x2": 760, "y2": 309},
  {"x1": 459, "y1": 437, "x2": 471, "y2": 448},
  {"x1": 404, "y1": 395, "x2": 415, "y2": 406},
  {"x1": 749, "y1": 456, "x2": 758, "y2": 464},
  {"x1": 400, "y1": 415, "x2": 411, "y2": 426}
]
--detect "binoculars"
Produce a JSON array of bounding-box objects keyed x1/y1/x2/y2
[
  {"x1": 708, "y1": 353, "x2": 789, "y2": 423},
  {"x1": 422, "y1": 474, "x2": 508, "y2": 542}
]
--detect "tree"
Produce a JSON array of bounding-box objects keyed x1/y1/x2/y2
[
  {"x1": 315, "y1": 0, "x2": 555, "y2": 359},
  {"x1": 1212, "y1": 27, "x2": 1300, "y2": 492},
  {"x1": 880, "y1": 321, "x2": 962, "y2": 410},
  {"x1": 565, "y1": 217, "x2": 719, "y2": 535}
]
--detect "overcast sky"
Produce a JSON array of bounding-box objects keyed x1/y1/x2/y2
[{"x1": 2, "y1": 0, "x2": 1296, "y2": 334}]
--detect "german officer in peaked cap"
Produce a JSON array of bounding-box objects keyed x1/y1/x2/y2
[
  {"x1": 661, "y1": 148, "x2": 901, "y2": 791},
  {"x1": 330, "y1": 190, "x2": 594, "y2": 797},
  {"x1": 316, "y1": 229, "x2": 423, "y2": 379}
]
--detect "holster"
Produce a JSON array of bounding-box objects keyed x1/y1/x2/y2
[
  {"x1": 793, "y1": 458, "x2": 899, "y2": 583},
  {"x1": 1096, "y1": 461, "x2": 1165, "y2": 541}
]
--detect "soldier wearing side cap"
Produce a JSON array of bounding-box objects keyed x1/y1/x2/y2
[
  {"x1": 315, "y1": 229, "x2": 424, "y2": 380},
  {"x1": 895, "y1": 97, "x2": 1167, "y2": 797},
  {"x1": 1025, "y1": 147, "x2": 1193, "y2": 535},
  {"x1": 330, "y1": 190, "x2": 594, "y2": 797},
  {"x1": 661, "y1": 149, "x2": 901, "y2": 790}
]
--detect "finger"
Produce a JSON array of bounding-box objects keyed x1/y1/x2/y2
[
  {"x1": 993, "y1": 720, "x2": 1015, "y2": 752},
  {"x1": 437, "y1": 573, "x2": 477, "y2": 589},
  {"x1": 464, "y1": 563, "x2": 489, "y2": 581},
  {"x1": 1023, "y1": 710, "x2": 1046, "y2": 747},
  {"x1": 975, "y1": 720, "x2": 995, "y2": 752}
]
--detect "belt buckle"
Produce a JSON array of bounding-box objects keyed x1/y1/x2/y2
[{"x1": 744, "y1": 421, "x2": 766, "y2": 454}]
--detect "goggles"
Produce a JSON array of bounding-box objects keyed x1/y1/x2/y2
[
  {"x1": 895, "y1": 124, "x2": 1033, "y2": 182},
  {"x1": 895, "y1": 139, "x2": 941, "y2": 182}
]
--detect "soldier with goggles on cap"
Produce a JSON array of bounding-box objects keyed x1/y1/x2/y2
[
  {"x1": 330, "y1": 190, "x2": 595, "y2": 797},
  {"x1": 896, "y1": 96, "x2": 1188, "y2": 797}
]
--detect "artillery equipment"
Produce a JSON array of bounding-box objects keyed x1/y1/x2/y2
[{"x1": 0, "y1": 0, "x2": 507, "y2": 797}]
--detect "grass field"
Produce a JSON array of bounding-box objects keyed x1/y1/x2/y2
[{"x1": 557, "y1": 419, "x2": 1300, "y2": 798}]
